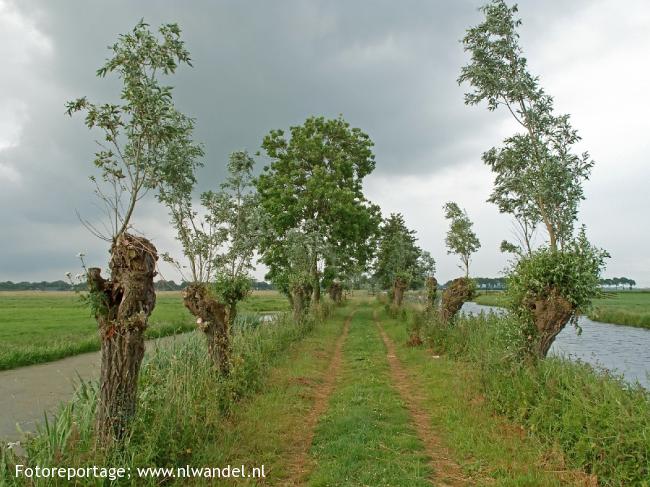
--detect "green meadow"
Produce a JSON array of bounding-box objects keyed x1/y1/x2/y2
[{"x1": 0, "y1": 291, "x2": 288, "y2": 370}]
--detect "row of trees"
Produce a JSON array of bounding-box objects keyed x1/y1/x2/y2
[
  {"x1": 66, "y1": 0, "x2": 612, "y2": 448},
  {"x1": 68, "y1": 21, "x2": 445, "y2": 447},
  {"x1": 0, "y1": 279, "x2": 274, "y2": 292},
  {"x1": 600, "y1": 277, "x2": 637, "y2": 290}
]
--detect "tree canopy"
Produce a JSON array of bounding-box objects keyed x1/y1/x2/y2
[
  {"x1": 443, "y1": 201, "x2": 480, "y2": 277},
  {"x1": 256, "y1": 115, "x2": 381, "y2": 304},
  {"x1": 373, "y1": 213, "x2": 427, "y2": 290},
  {"x1": 458, "y1": 0, "x2": 593, "y2": 252},
  {"x1": 66, "y1": 20, "x2": 195, "y2": 242}
]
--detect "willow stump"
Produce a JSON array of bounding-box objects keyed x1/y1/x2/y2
[
  {"x1": 183, "y1": 283, "x2": 231, "y2": 374},
  {"x1": 88, "y1": 233, "x2": 158, "y2": 445},
  {"x1": 440, "y1": 277, "x2": 473, "y2": 323}
]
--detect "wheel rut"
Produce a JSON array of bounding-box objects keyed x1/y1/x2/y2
[
  {"x1": 284, "y1": 311, "x2": 354, "y2": 486},
  {"x1": 373, "y1": 311, "x2": 469, "y2": 486}
]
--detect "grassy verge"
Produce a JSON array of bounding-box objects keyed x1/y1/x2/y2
[
  {"x1": 0, "y1": 291, "x2": 289, "y2": 370},
  {"x1": 473, "y1": 291, "x2": 508, "y2": 307},
  {"x1": 308, "y1": 305, "x2": 432, "y2": 485},
  {"x1": 187, "y1": 304, "x2": 351, "y2": 485},
  {"x1": 381, "y1": 307, "x2": 586, "y2": 486},
  {"x1": 473, "y1": 290, "x2": 650, "y2": 329},
  {"x1": 587, "y1": 291, "x2": 650, "y2": 328},
  {"x1": 425, "y1": 309, "x2": 650, "y2": 485},
  {"x1": 0, "y1": 304, "x2": 331, "y2": 486}
]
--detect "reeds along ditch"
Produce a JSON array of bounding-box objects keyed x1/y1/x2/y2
[
  {"x1": 423, "y1": 310, "x2": 650, "y2": 486},
  {"x1": 1, "y1": 307, "x2": 333, "y2": 485}
]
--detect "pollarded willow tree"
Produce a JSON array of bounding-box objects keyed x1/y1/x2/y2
[
  {"x1": 459, "y1": 0, "x2": 608, "y2": 356},
  {"x1": 256, "y1": 116, "x2": 381, "y2": 318},
  {"x1": 158, "y1": 150, "x2": 259, "y2": 375},
  {"x1": 439, "y1": 201, "x2": 479, "y2": 322},
  {"x1": 443, "y1": 201, "x2": 481, "y2": 278},
  {"x1": 373, "y1": 213, "x2": 431, "y2": 309},
  {"x1": 417, "y1": 251, "x2": 438, "y2": 311},
  {"x1": 65, "y1": 21, "x2": 195, "y2": 444}
]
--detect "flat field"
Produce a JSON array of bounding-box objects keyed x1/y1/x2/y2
[
  {"x1": 0, "y1": 290, "x2": 288, "y2": 370},
  {"x1": 473, "y1": 290, "x2": 650, "y2": 328}
]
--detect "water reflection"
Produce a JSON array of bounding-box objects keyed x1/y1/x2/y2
[{"x1": 461, "y1": 301, "x2": 650, "y2": 389}]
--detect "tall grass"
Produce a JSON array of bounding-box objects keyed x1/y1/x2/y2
[
  {"x1": 1, "y1": 305, "x2": 334, "y2": 486},
  {"x1": 425, "y1": 311, "x2": 650, "y2": 485}
]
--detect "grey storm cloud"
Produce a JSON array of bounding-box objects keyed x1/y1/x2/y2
[{"x1": 1, "y1": 0, "x2": 649, "y2": 285}]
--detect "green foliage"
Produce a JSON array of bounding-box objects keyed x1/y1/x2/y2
[
  {"x1": 443, "y1": 201, "x2": 480, "y2": 277},
  {"x1": 66, "y1": 20, "x2": 195, "y2": 240},
  {"x1": 507, "y1": 229, "x2": 609, "y2": 321},
  {"x1": 256, "y1": 115, "x2": 381, "y2": 296},
  {"x1": 213, "y1": 274, "x2": 251, "y2": 308},
  {"x1": 207, "y1": 151, "x2": 260, "y2": 287},
  {"x1": 373, "y1": 213, "x2": 425, "y2": 290},
  {"x1": 159, "y1": 148, "x2": 260, "y2": 310},
  {"x1": 261, "y1": 227, "x2": 321, "y2": 297},
  {"x1": 459, "y1": 0, "x2": 593, "y2": 251}
]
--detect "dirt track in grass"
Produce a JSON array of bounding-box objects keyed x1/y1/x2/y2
[
  {"x1": 284, "y1": 311, "x2": 354, "y2": 486},
  {"x1": 373, "y1": 311, "x2": 469, "y2": 487}
]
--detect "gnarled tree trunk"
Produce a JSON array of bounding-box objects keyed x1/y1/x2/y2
[
  {"x1": 312, "y1": 282, "x2": 321, "y2": 305},
  {"x1": 440, "y1": 277, "x2": 473, "y2": 323},
  {"x1": 526, "y1": 288, "x2": 574, "y2": 357},
  {"x1": 290, "y1": 282, "x2": 312, "y2": 322},
  {"x1": 328, "y1": 280, "x2": 343, "y2": 304},
  {"x1": 88, "y1": 233, "x2": 158, "y2": 445},
  {"x1": 392, "y1": 277, "x2": 408, "y2": 308},
  {"x1": 311, "y1": 259, "x2": 321, "y2": 305},
  {"x1": 182, "y1": 283, "x2": 230, "y2": 375},
  {"x1": 425, "y1": 276, "x2": 438, "y2": 311}
]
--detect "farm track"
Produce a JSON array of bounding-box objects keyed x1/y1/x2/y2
[
  {"x1": 373, "y1": 311, "x2": 469, "y2": 486},
  {"x1": 284, "y1": 311, "x2": 354, "y2": 486},
  {"x1": 0, "y1": 332, "x2": 190, "y2": 442}
]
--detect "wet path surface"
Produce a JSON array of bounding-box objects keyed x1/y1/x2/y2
[
  {"x1": 462, "y1": 302, "x2": 650, "y2": 389},
  {"x1": 0, "y1": 333, "x2": 189, "y2": 442}
]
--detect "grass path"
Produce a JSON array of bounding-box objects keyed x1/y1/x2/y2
[
  {"x1": 307, "y1": 305, "x2": 435, "y2": 486},
  {"x1": 181, "y1": 306, "x2": 353, "y2": 485},
  {"x1": 203, "y1": 301, "x2": 594, "y2": 485},
  {"x1": 286, "y1": 311, "x2": 353, "y2": 484},
  {"x1": 373, "y1": 311, "x2": 468, "y2": 486}
]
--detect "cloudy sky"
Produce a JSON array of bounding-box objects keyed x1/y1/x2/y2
[{"x1": 1, "y1": 0, "x2": 649, "y2": 286}]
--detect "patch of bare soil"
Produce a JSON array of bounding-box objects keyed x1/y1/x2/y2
[
  {"x1": 283, "y1": 312, "x2": 354, "y2": 486},
  {"x1": 373, "y1": 311, "x2": 470, "y2": 487}
]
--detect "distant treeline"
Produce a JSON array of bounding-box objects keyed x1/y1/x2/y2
[
  {"x1": 0, "y1": 277, "x2": 637, "y2": 292},
  {"x1": 440, "y1": 277, "x2": 507, "y2": 290},
  {"x1": 0, "y1": 279, "x2": 275, "y2": 292},
  {"x1": 599, "y1": 277, "x2": 637, "y2": 289},
  {"x1": 438, "y1": 276, "x2": 638, "y2": 291}
]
